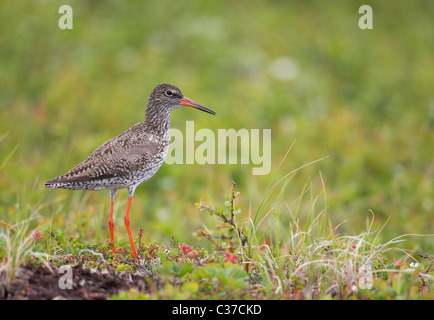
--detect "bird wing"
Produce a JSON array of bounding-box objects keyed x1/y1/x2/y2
[{"x1": 46, "y1": 129, "x2": 164, "y2": 185}]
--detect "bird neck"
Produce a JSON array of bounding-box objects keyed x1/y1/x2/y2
[{"x1": 144, "y1": 105, "x2": 172, "y2": 134}]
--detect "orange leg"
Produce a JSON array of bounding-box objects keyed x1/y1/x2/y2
[
  {"x1": 124, "y1": 197, "x2": 138, "y2": 258},
  {"x1": 108, "y1": 200, "x2": 116, "y2": 254}
]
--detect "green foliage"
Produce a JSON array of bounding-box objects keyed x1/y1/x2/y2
[
  {"x1": 41, "y1": 223, "x2": 65, "y2": 246},
  {"x1": 192, "y1": 263, "x2": 248, "y2": 291},
  {"x1": 0, "y1": 1, "x2": 433, "y2": 300},
  {"x1": 163, "y1": 261, "x2": 196, "y2": 278},
  {"x1": 116, "y1": 263, "x2": 132, "y2": 273},
  {"x1": 0, "y1": 182, "x2": 432, "y2": 299},
  {"x1": 110, "y1": 289, "x2": 149, "y2": 300}
]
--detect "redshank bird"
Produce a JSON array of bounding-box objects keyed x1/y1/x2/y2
[{"x1": 45, "y1": 83, "x2": 216, "y2": 257}]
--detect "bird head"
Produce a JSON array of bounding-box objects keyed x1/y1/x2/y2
[{"x1": 149, "y1": 83, "x2": 216, "y2": 115}]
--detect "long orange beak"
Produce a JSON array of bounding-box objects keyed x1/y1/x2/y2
[{"x1": 180, "y1": 97, "x2": 216, "y2": 115}]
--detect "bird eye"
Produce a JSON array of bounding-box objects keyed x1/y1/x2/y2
[{"x1": 165, "y1": 89, "x2": 174, "y2": 96}]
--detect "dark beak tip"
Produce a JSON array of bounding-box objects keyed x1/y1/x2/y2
[
  {"x1": 204, "y1": 108, "x2": 216, "y2": 115},
  {"x1": 180, "y1": 97, "x2": 216, "y2": 115}
]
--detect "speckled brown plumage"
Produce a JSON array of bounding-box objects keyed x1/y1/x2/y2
[
  {"x1": 45, "y1": 83, "x2": 216, "y2": 257},
  {"x1": 45, "y1": 121, "x2": 169, "y2": 192}
]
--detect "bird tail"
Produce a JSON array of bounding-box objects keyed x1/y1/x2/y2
[{"x1": 45, "y1": 178, "x2": 61, "y2": 188}]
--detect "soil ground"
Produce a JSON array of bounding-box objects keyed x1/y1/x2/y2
[{"x1": 3, "y1": 264, "x2": 148, "y2": 300}]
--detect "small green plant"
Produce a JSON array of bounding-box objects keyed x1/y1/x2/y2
[
  {"x1": 0, "y1": 221, "x2": 34, "y2": 286},
  {"x1": 0, "y1": 212, "x2": 48, "y2": 291},
  {"x1": 41, "y1": 223, "x2": 66, "y2": 247},
  {"x1": 195, "y1": 181, "x2": 247, "y2": 252}
]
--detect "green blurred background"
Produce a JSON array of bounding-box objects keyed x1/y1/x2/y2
[{"x1": 1, "y1": 1, "x2": 433, "y2": 251}]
